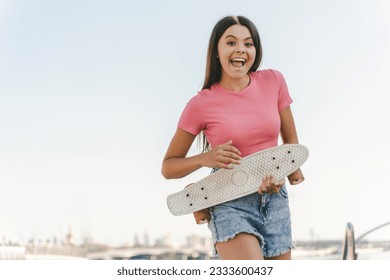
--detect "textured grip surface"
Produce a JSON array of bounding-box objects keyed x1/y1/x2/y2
[{"x1": 167, "y1": 144, "x2": 309, "y2": 216}]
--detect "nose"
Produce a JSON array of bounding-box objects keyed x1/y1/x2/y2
[{"x1": 236, "y1": 46, "x2": 245, "y2": 54}]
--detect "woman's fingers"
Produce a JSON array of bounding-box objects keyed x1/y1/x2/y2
[
  {"x1": 220, "y1": 140, "x2": 241, "y2": 155},
  {"x1": 258, "y1": 176, "x2": 285, "y2": 195},
  {"x1": 276, "y1": 178, "x2": 286, "y2": 187},
  {"x1": 258, "y1": 175, "x2": 270, "y2": 194},
  {"x1": 221, "y1": 150, "x2": 241, "y2": 161},
  {"x1": 217, "y1": 154, "x2": 240, "y2": 164},
  {"x1": 211, "y1": 141, "x2": 241, "y2": 169},
  {"x1": 288, "y1": 168, "x2": 304, "y2": 185},
  {"x1": 193, "y1": 208, "x2": 211, "y2": 224}
]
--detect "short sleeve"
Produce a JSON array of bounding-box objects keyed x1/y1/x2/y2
[
  {"x1": 274, "y1": 70, "x2": 293, "y2": 112},
  {"x1": 177, "y1": 95, "x2": 204, "y2": 136}
]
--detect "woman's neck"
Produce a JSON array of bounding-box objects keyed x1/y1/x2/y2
[{"x1": 219, "y1": 73, "x2": 251, "y2": 92}]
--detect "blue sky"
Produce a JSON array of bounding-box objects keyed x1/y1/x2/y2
[{"x1": 1, "y1": 0, "x2": 390, "y2": 245}]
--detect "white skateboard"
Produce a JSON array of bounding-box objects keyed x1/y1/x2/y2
[{"x1": 167, "y1": 144, "x2": 309, "y2": 216}]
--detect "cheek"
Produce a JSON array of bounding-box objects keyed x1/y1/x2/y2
[
  {"x1": 218, "y1": 51, "x2": 231, "y2": 65},
  {"x1": 219, "y1": 59, "x2": 230, "y2": 71},
  {"x1": 218, "y1": 47, "x2": 230, "y2": 59},
  {"x1": 247, "y1": 50, "x2": 257, "y2": 66},
  {"x1": 249, "y1": 49, "x2": 256, "y2": 60}
]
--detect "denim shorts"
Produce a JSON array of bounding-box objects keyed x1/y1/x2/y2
[{"x1": 207, "y1": 186, "x2": 293, "y2": 258}]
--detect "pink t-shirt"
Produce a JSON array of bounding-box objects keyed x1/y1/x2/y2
[{"x1": 178, "y1": 69, "x2": 293, "y2": 157}]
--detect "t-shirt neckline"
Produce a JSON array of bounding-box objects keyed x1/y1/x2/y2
[{"x1": 214, "y1": 72, "x2": 254, "y2": 94}]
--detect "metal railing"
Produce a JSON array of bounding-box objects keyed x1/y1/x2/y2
[
  {"x1": 341, "y1": 221, "x2": 390, "y2": 260},
  {"x1": 341, "y1": 222, "x2": 358, "y2": 260}
]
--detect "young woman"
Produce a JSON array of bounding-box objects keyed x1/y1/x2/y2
[{"x1": 162, "y1": 15, "x2": 304, "y2": 260}]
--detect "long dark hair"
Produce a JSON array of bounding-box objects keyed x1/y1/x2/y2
[{"x1": 200, "y1": 15, "x2": 263, "y2": 152}]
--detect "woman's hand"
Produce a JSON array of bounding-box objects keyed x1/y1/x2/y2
[
  {"x1": 258, "y1": 175, "x2": 286, "y2": 195},
  {"x1": 287, "y1": 168, "x2": 304, "y2": 185},
  {"x1": 200, "y1": 140, "x2": 241, "y2": 169},
  {"x1": 193, "y1": 208, "x2": 211, "y2": 224}
]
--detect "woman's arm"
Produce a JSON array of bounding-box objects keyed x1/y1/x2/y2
[
  {"x1": 280, "y1": 106, "x2": 298, "y2": 144},
  {"x1": 163, "y1": 128, "x2": 241, "y2": 225},
  {"x1": 279, "y1": 106, "x2": 305, "y2": 185},
  {"x1": 161, "y1": 128, "x2": 242, "y2": 179},
  {"x1": 161, "y1": 128, "x2": 202, "y2": 179}
]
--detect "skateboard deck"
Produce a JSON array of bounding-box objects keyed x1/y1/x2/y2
[{"x1": 167, "y1": 144, "x2": 309, "y2": 216}]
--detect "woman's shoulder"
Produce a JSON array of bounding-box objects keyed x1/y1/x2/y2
[
  {"x1": 184, "y1": 87, "x2": 213, "y2": 107},
  {"x1": 252, "y1": 68, "x2": 284, "y2": 79},
  {"x1": 251, "y1": 69, "x2": 287, "y2": 87},
  {"x1": 192, "y1": 86, "x2": 218, "y2": 101}
]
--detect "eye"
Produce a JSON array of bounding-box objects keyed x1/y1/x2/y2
[
  {"x1": 227, "y1": 41, "x2": 236, "y2": 46},
  {"x1": 245, "y1": 42, "x2": 254, "y2": 47}
]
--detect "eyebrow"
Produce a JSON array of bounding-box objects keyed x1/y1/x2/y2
[{"x1": 225, "y1": 35, "x2": 253, "y2": 40}]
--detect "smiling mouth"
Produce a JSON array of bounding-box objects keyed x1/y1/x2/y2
[{"x1": 230, "y1": 58, "x2": 246, "y2": 68}]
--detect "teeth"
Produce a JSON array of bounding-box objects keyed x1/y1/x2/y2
[
  {"x1": 231, "y1": 58, "x2": 246, "y2": 67},
  {"x1": 231, "y1": 58, "x2": 246, "y2": 62}
]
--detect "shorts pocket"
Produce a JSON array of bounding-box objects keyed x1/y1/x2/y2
[{"x1": 279, "y1": 185, "x2": 288, "y2": 199}]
